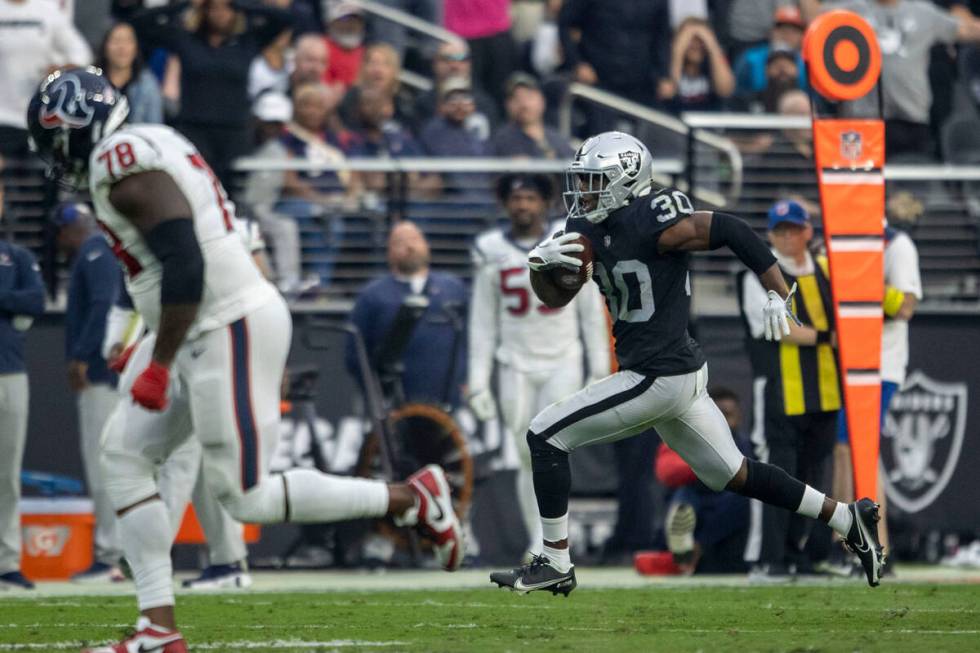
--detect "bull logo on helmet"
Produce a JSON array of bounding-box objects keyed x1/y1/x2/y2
[{"x1": 38, "y1": 73, "x2": 97, "y2": 129}]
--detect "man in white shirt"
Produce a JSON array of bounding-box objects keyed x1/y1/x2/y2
[
  {"x1": 468, "y1": 174, "x2": 610, "y2": 557},
  {"x1": 0, "y1": 0, "x2": 91, "y2": 157}
]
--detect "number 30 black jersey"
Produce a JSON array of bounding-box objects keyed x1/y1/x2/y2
[{"x1": 567, "y1": 186, "x2": 706, "y2": 377}]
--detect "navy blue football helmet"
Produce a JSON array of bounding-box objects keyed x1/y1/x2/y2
[{"x1": 26, "y1": 66, "x2": 129, "y2": 186}]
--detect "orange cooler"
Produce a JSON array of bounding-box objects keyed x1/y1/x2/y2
[{"x1": 20, "y1": 498, "x2": 95, "y2": 580}]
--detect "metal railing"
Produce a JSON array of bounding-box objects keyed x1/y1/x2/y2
[{"x1": 558, "y1": 83, "x2": 744, "y2": 207}]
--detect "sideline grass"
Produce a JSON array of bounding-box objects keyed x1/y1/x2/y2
[{"x1": 2, "y1": 584, "x2": 978, "y2": 652}]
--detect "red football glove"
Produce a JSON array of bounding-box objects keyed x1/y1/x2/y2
[
  {"x1": 131, "y1": 361, "x2": 170, "y2": 411},
  {"x1": 108, "y1": 342, "x2": 138, "y2": 373}
]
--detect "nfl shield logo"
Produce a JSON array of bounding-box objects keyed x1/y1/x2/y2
[
  {"x1": 880, "y1": 371, "x2": 967, "y2": 513},
  {"x1": 840, "y1": 130, "x2": 862, "y2": 161}
]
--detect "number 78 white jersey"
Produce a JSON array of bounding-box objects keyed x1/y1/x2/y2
[
  {"x1": 88, "y1": 124, "x2": 278, "y2": 338},
  {"x1": 468, "y1": 222, "x2": 611, "y2": 392}
]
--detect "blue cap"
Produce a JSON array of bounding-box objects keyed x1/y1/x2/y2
[
  {"x1": 50, "y1": 202, "x2": 91, "y2": 228},
  {"x1": 767, "y1": 199, "x2": 809, "y2": 230}
]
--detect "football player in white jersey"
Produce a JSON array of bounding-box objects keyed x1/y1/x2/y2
[
  {"x1": 28, "y1": 68, "x2": 463, "y2": 652},
  {"x1": 100, "y1": 218, "x2": 268, "y2": 591},
  {"x1": 468, "y1": 174, "x2": 610, "y2": 556}
]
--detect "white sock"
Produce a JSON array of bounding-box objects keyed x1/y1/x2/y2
[
  {"x1": 543, "y1": 544, "x2": 572, "y2": 573},
  {"x1": 796, "y1": 485, "x2": 825, "y2": 519},
  {"x1": 828, "y1": 501, "x2": 854, "y2": 537},
  {"x1": 118, "y1": 500, "x2": 175, "y2": 611},
  {"x1": 283, "y1": 470, "x2": 389, "y2": 522}
]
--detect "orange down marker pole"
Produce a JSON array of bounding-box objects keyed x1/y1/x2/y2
[{"x1": 804, "y1": 10, "x2": 884, "y2": 501}]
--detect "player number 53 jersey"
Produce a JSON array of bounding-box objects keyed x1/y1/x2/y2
[
  {"x1": 88, "y1": 124, "x2": 277, "y2": 338},
  {"x1": 468, "y1": 222, "x2": 609, "y2": 391}
]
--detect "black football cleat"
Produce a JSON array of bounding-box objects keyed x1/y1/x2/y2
[
  {"x1": 490, "y1": 555, "x2": 577, "y2": 596},
  {"x1": 843, "y1": 498, "x2": 886, "y2": 587}
]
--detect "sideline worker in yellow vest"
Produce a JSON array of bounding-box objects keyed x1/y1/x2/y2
[{"x1": 738, "y1": 199, "x2": 841, "y2": 579}]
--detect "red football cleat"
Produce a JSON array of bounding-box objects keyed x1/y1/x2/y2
[
  {"x1": 82, "y1": 617, "x2": 188, "y2": 653},
  {"x1": 404, "y1": 464, "x2": 464, "y2": 571}
]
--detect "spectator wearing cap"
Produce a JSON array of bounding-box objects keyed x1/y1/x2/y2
[
  {"x1": 413, "y1": 40, "x2": 500, "y2": 133},
  {"x1": 658, "y1": 17, "x2": 735, "y2": 113},
  {"x1": 734, "y1": 47, "x2": 803, "y2": 114},
  {"x1": 737, "y1": 199, "x2": 841, "y2": 580},
  {"x1": 243, "y1": 93, "x2": 303, "y2": 294},
  {"x1": 444, "y1": 0, "x2": 517, "y2": 110},
  {"x1": 420, "y1": 77, "x2": 491, "y2": 196},
  {"x1": 420, "y1": 77, "x2": 490, "y2": 155},
  {"x1": 490, "y1": 72, "x2": 574, "y2": 159},
  {"x1": 323, "y1": 0, "x2": 367, "y2": 90},
  {"x1": 0, "y1": 226, "x2": 44, "y2": 591},
  {"x1": 130, "y1": 0, "x2": 293, "y2": 193},
  {"x1": 54, "y1": 203, "x2": 123, "y2": 582},
  {"x1": 726, "y1": 0, "x2": 798, "y2": 58},
  {"x1": 733, "y1": 6, "x2": 808, "y2": 98},
  {"x1": 96, "y1": 22, "x2": 163, "y2": 124}
]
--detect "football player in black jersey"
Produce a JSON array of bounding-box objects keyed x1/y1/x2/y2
[{"x1": 490, "y1": 131, "x2": 884, "y2": 595}]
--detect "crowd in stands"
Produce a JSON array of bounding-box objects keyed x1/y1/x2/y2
[{"x1": 6, "y1": 0, "x2": 980, "y2": 184}]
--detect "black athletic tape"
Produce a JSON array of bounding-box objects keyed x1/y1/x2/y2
[{"x1": 742, "y1": 458, "x2": 806, "y2": 512}]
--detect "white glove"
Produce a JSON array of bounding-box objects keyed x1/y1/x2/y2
[
  {"x1": 467, "y1": 388, "x2": 497, "y2": 422},
  {"x1": 763, "y1": 282, "x2": 802, "y2": 341},
  {"x1": 528, "y1": 231, "x2": 585, "y2": 271}
]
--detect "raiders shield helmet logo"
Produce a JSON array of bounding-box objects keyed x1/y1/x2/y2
[
  {"x1": 880, "y1": 371, "x2": 967, "y2": 513},
  {"x1": 618, "y1": 150, "x2": 641, "y2": 178}
]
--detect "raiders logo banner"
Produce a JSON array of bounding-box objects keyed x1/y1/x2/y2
[{"x1": 881, "y1": 371, "x2": 967, "y2": 514}]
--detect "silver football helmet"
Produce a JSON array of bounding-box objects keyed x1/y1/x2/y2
[{"x1": 564, "y1": 131, "x2": 654, "y2": 223}]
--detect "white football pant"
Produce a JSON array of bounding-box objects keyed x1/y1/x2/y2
[
  {"x1": 530, "y1": 363, "x2": 744, "y2": 492},
  {"x1": 102, "y1": 296, "x2": 391, "y2": 610}
]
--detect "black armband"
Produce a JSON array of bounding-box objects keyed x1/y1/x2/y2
[
  {"x1": 816, "y1": 330, "x2": 833, "y2": 345},
  {"x1": 144, "y1": 218, "x2": 204, "y2": 305},
  {"x1": 709, "y1": 212, "x2": 777, "y2": 275}
]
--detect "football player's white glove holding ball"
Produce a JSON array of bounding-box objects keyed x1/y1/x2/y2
[
  {"x1": 763, "y1": 282, "x2": 801, "y2": 341},
  {"x1": 528, "y1": 231, "x2": 585, "y2": 271}
]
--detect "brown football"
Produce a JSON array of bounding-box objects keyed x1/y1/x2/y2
[{"x1": 547, "y1": 234, "x2": 594, "y2": 290}]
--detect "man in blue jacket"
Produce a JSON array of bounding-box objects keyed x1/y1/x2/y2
[
  {"x1": 54, "y1": 203, "x2": 122, "y2": 582},
  {"x1": 346, "y1": 221, "x2": 467, "y2": 408},
  {"x1": 0, "y1": 226, "x2": 45, "y2": 590}
]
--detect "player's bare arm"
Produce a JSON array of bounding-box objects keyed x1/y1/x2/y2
[
  {"x1": 108, "y1": 170, "x2": 203, "y2": 368},
  {"x1": 659, "y1": 210, "x2": 801, "y2": 340}
]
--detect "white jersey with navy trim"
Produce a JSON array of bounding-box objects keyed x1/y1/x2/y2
[
  {"x1": 88, "y1": 124, "x2": 278, "y2": 339},
  {"x1": 468, "y1": 220, "x2": 609, "y2": 391}
]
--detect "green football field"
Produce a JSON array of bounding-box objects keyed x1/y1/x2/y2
[{"x1": 2, "y1": 570, "x2": 979, "y2": 652}]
